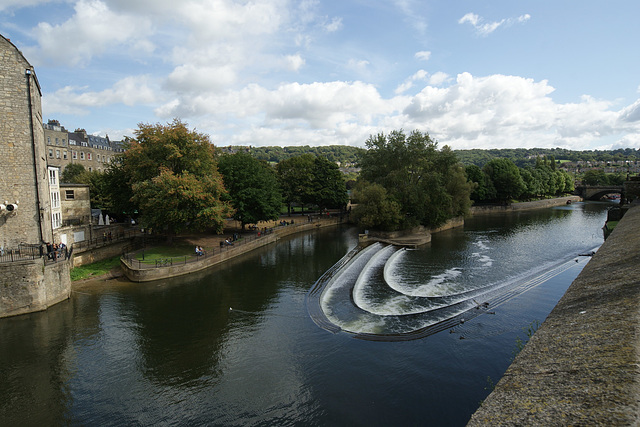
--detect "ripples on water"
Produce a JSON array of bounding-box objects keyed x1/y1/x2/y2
[
  {"x1": 312, "y1": 203, "x2": 606, "y2": 339},
  {"x1": 0, "y1": 202, "x2": 611, "y2": 426}
]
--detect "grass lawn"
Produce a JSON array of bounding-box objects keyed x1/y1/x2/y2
[
  {"x1": 70, "y1": 255, "x2": 122, "y2": 282},
  {"x1": 134, "y1": 244, "x2": 197, "y2": 263}
]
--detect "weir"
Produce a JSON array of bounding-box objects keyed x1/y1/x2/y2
[{"x1": 467, "y1": 205, "x2": 640, "y2": 425}]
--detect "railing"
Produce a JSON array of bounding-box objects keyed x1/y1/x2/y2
[
  {"x1": 121, "y1": 214, "x2": 347, "y2": 270},
  {"x1": 0, "y1": 243, "x2": 70, "y2": 264},
  {"x1": 0, "y1": 244, "x2": 43, "y2": 263},
  {"x1": 71, "y1": 229, "x2": 142, "y2": 251},
  {"x1": 122, "y1": 228, "x2": 276, "y2": 270}
]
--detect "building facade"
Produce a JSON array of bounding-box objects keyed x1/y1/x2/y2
[
  {"x1": 0, "y1": 34, "x2": 70, "y2": 318},
  {"x1": 44, "y1": 120, "x2": 125, "y2": 173}
]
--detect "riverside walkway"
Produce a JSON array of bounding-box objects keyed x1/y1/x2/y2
[
  {"x1": 121, "y1": 215, "x2": 345, "y2": 282},
  {"x1": 467, "y1": 205, "x2": 640, "y2": 425}
]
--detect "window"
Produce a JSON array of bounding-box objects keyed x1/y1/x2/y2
[
  {"x1": 65, "y1": 190, "x2": 75, "y2": 200},
  {"x1": 56, "y1": 150, "x2": 60, "y2": 159},
  {"x1": 63, "y1": 151, "x2": 67, "y2": 160},
  {"x1": 72, "y1": 151, "x2": 77, "y2": 160},
  {"x1": 62, "y1": 139, "x2": 66, "y2": 145},
  {"x1": 87, "y1": 152, "x2": 92, "y2": 161},
  {"x1": 55, "y1": 137, "x2": 59, "y2": 145},
  {"x1": 47, "y1": 136, "x2": 51, "y2": 144},
  {"x1": 49, "y1": 149, "x2": 53, "y2": 157},
  {"x1": 81, "y1": 142, "x2": 88, "y2": 147},
  {"x1": 52, "y1": 212, "x2": 61, "y2": 229},
  {"x1": 48, "y1": 169, "x2": 57, "y2": 185},
  {"x1": 51, "y1": 191, "x2": 60, "y2": 208},
  {"x1": 80, "y1": 152, "x2": 85, "y2": 160}
]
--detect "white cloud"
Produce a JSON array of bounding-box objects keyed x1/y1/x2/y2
[
  {"x1": 23, "y1": 0, "x2": 154, "y2": 66},
  {"x1": 44, "y1": 75, "x2": 158, "y2": 115},
  {"x1": 401, "y1": 72, "x2": 631, "y2": 149},
  {"x1": 619, "y1": 98, "x2": 640, "y2": 123},
  {"x1": 395, "y1": 70, "x2": 428, "y2": 94},
  {"x1": 284, "y1": 54, "x2": 305, "y2": 72},
  {"x1": 414, "y1": 51, "x2": 431, "y2": 61},
  {"x1": 324, "y1": 16, "x2": 342, "y2": 32},
  {"x1": 458, "y1": 12, "x2": 530, "y2": 36},
  {"x1": 429, "y1": 72, "x2": 450, "y2": 86},
  {"x1": 346, "y1": 58, "x2": 370, "y2": 75}
]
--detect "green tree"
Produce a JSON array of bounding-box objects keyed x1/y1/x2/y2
[
  {"x1": 483, "y1": 158, "x2": 525, "y2": 202},
  {"x1": 218, "y1": 152, "x2": 282, "y2": 228},
  {"x1": 61, "y1": 163, "x2": 90, "y2": 183},
  {"x1": 122, "y1": 119, "x2": 232, "y2": 238},
  {"x1": 276, "y1": 154, "x2": 315, "y2": 214},
  {"x1": 351, "y1": 182, "x2": 403, "y2": 231},
  {"x1": 582, "y1": 169, "x2": 607, "y2": 185},
  {"x1": 358, "y1": 129, "x2": 471, "y2": 229},
  {"x1": 465, "y1": 164, "x2": 495, "y2": 202},
  {"x1": 310, "y1": 156, "x2": 349, "y2": 210}
]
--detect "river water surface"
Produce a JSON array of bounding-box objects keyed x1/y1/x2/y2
[{"x1": 0, "y1": 202, "x2": 610, "y2": 426}]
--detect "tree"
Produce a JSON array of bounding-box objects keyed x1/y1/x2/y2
[
  {"x1": 351, "y1": 182, "x2": 403, "y2": 231},
  {"x1": 61, "y1": 163, "x2": 90, "y2": 183},
  {"x1": 465, "y1": 164, "x2": 495, "y2": 202},
  {"x1": 358, "y1": 129, "x2": 471, "y2": 229},
  {"x1": 310, "y1": 156, "x2": 349, "y2": 210},
  {"x1": 276, "y1": 154, "x2": 315, "y2": 214},
  {"x1": 121, "y1": 119, "x2": 233, "y2": 238},
  {"x1": 483, "y1": 158, "x2": 525, "y2": 202},
  {"x1": 582, "y1": 169, "x2": 607, "y2": 185},
  {"x1": 218, "y1": 152, "x2": 282, "y2": 228}
]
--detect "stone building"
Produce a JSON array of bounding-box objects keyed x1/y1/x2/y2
[
  {"x1": 44, "y1": 119, "x2": 125, "y2": 173},
  {"x1": 0, "y1": 34, "x2": 70, "y2": 318}
]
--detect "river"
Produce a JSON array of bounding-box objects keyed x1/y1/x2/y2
[{"x1": 0, "y1": 202, "x2": 610, "y2": 426}]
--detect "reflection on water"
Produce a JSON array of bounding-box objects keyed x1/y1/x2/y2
[{"x1": 0, "y1": 203, "x2": 611, "y2": 425}]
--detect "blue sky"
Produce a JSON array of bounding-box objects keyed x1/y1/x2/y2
[{"x1": 1, "y1": 0, "x2": 639, "y2": 150}]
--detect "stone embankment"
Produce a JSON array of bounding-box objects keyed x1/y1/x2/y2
[
  {"x1": 121, "y1": 216, "x2": 344, "y2": 282},
  {"x1": 467, "y1": 205, "x2": 640, "y2": 425},
  {"x1": 470, "y1": 195, "x2": 582, "y2": 214}
]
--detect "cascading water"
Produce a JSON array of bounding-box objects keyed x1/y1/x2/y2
[{"x1": 308, "y1": 204, "x2": 604, "y2": 341}]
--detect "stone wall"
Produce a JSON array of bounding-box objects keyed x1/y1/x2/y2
[
  {"x1": 1, "y1": 34, "x2": 69, "y2": 319},
  {"x1": 467, "y1": 206, "x2": 640, "y2": 425},
  {"x1": 470, "y1": 195, "x2": 581, "y2": 214},
  {"x1": 0, "y1": 35, "x2": 52, "y2": 248},
  {"x1": 0, "y1": 258, "x2": 71, "y2": 318}
]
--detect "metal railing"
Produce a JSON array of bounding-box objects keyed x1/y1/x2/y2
[
  {"x1": 121, "y1": 214, "x2": 347, "y2": 270},
  {"x1": 122, "y1": 228, "x2": 277, "y2": 269}
]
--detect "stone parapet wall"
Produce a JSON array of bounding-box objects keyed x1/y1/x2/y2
[
  {"x1": 470, "y1": 195, "x2": 582, "y2": 214},
  {"x1": 467, "y1": 206, "x2": 640, "y2": 425}
]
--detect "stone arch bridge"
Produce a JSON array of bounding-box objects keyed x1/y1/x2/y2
[{"x1": 575, "y1": 185, "x2": 623, "y2": 201}]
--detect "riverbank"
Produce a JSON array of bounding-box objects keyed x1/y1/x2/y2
[
  {"x1": 470, "y1": 195, "x2": 582, "y2": 214},
  {"x1": 467, "y1": 205, "x2": 640, "y2": 425},
  {"x1": 121, "y1": 215, "x2": 345, "y2": 282}
]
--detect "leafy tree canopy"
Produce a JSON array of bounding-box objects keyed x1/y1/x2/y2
[
  {"x1": 118, "y1": 119, "x2": 233, "y2": 237},
  {"x1": 357, "y1": 129, "x2": 471, "y2": 230},
  {"x1": 218, "y1": 152, "x2": 282, "y2": 228}
]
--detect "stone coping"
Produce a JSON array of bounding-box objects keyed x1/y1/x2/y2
[{"x1": 467, "y1": 206, "x2": 640, "y2": 425}]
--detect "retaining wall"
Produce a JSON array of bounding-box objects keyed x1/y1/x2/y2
[
  {"x1": 470, "y1": 196, "x2": 582, "y2": 214},
  {"x1": 467, "y1": 205, "x2": 640, "y2": 425},
  {"x1": 121, "y1": 217, "x2": 344, "y2": 282},
  {"x1": 0, "y1": 258, "x2": 71, "y2": 318}
]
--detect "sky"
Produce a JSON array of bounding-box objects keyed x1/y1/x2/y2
[{"x1": 1, "y1": 0, "x2": 640, "y2": 150}]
